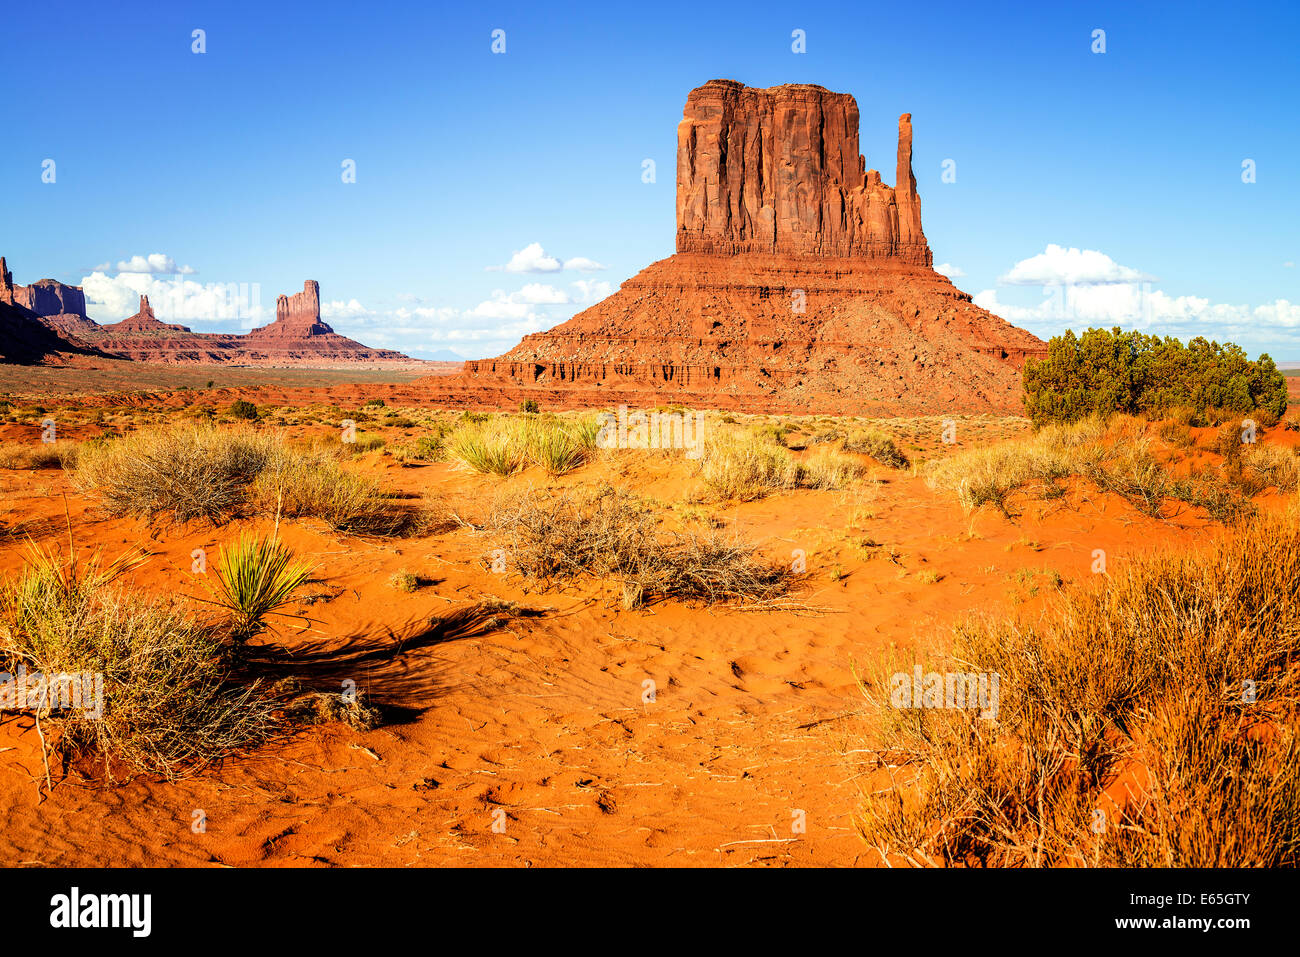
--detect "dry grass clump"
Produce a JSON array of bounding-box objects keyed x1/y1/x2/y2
[
  {"x1": 843, "y1": 429, "x2": 910, "y2": 469},
  {"x1": 926, "y1": 416, "x2": 1259, "y2": 521},
  {"x1": 697, "y1": 433, "x2": 862, "y2": 500},
  {"x1": 924, "y1": 420, "x2": 1100, "y2": 514},
  {"x1": 486, "y1": 485, "x2": 794, "y2": 608},
  {"x1": 0, "y1": 441, "x2": 77, "y2": 470},
  {"x1": 448, "y1": 416, "x2": 601, "y2": 477},
  {"x1": 73, "y1": 426, "x2": 276, "y2": 524},
  {"x1": 855, "y1": 510, "x2": 1300, "y2": 866},
  {"x1": 72, "y1": 424, "x2": 424, "y2": 535},
  {"x1": 0, "y1": 541, "x2": 279, "y2": 780}
]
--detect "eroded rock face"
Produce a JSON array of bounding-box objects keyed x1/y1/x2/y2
[
  {"x1": 252, "y1": 280, "x2": 334, "y2": 339},
  {"x1": 454, "y1": 253, "x2": 1045, "y2": 414},
  {"x1": 675, "y1": 80, "x2": 930, "y2": 264},
  {"x1": 0, "y1": 257, "x2": 90, "y2": 318},
  {"x1": 431, "y1": 79, "x2": 1043, "y2": 414}
]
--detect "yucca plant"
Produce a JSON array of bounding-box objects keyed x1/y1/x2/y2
[{"x1": 203, "y1": 533, "x2": 313, "y2": 644}]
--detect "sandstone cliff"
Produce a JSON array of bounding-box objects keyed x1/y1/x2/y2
[
  {"x1": 675, "y1": 80, "x2": 930, "y2": 264},
  {"x1": 433, "y1": 79, "x2": 1043, "y2": 415}
]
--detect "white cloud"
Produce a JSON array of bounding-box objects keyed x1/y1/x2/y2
[
  {"x1": 933, "y1": 262, "x2": 965, "y2": 278},
  {"x1": 81, "y1": 270, "x2": 264, "y2": 324},
  {"x1": 321, "y1": 298, "x2": 369, "y2": 320},
  {"x1": 515, "y1": 283, "x2": 571, "y2": 304},
  {"x1": 1000, "y1": 244, "x2": 1154, "y2": 286},
  {"x1": 972, "y1": 244, "x2": 1300, "y2": 348},
  {"x1": 487, "y1": 243, "x2": 607, "y2": 274},
  {"x1": 115, "y1": 253, "x2": 196, "y2": 275},
  {"x1": 489, "y1": 242, "x2": 562, "y2": 273},
  {"x1": 563, "y1": 256, "x2": 606, "y2": 272},
  {"x1": 571, "y1": 279, "x2": 612, "y2": 303}
]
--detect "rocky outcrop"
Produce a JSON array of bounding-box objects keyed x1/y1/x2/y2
[
  {"x1": 455, "y1": 254, "x2": 1044, "y2": 413},
  {"x1": 1, "y1": 256, "x2": 90, "y2": 317},
  {"x1": 0, "y1": 259, "x2": 422, "y2": 367},
  {"x1": 102, "y1": 295, "x2": 193, "y2": 334},
  {"x1": 675, "y1": 80, "x2": 931, "y2": 264},
  {"x1": 431, "y1": 79, "x2": 1043, "y2": 415},
  {"x1": 239, "y1": 280, "x2": 411, "y2": 362},
  {"x1": 251, "y1": 280, "x2": 334, "y2": 339}
]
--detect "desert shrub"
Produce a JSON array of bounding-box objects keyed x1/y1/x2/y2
[
  {"x1": 486, "y1": 485, "x2": 793, "y2": 608},
  {"x1": 926, "y1": 417, "x2": 1256, "y2": 521},
  {"x1": 229, "y1": 399, "x2": 258, "y2": 421},
  {"x1": 843, "y1": 429, "x2": 910, "y2": 468},
  {"x1": 251, "y1": 450, "x2": 422, "y2": 536},
  {"x1": 201, "y1": 534, "x2": 313, "y2": 644},
  {"x1": 447, "y1": 420, "x2": 525, "y2": 476},
  {"x1": 924, "y1": 419, "x2": 1103, "y2": 514},
  {"x1": 0, "y1": 542, "x2": 278, "y2": 779},
  {"x1": 698, "y1": 434, "x2": 863, "y2": 500},
  {"x1": 855, "y1": 511, "x2": 1300, "y2": 866},
  {"x1": 1023, "y1": 328, "x2": 1287, "y2": 426},
  {"x1": 346, "y1": 433, "x2": 386, "y2": 454},
  {"x1": 0, "y1": 441, "x2": 76, "y2": 470},
  {"x1": 388, "y1": 568, "x2": 420, "y2": 592},
  {"x1": 799, "y1": 449, "x2": 868, "y2": 489},
  {"x1": 697, "y1": 434, "x2": 801, "y2": 500},
  {"x1": 73, "y1": 425, "x2": 422, "y2": 534},
  {"x1": 519, "y1": 399, "x2": 540, "y2": 414},
  {"x1": 1156, "y1": 418, "x2": 1193, "y2": 448},
  {"x1": 72, "y1": 426, "x2": 276, "y2": 525},
  {"x1": 364, "y1": 398, "x2": 386, "y2": 408}
]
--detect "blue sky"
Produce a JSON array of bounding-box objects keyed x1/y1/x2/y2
[{"x1": 2, "y1": 0, "x2": 1296, "y2": 360}]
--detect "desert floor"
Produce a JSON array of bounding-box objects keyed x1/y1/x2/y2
[{"x1": 0, "y1": 369, "x2": 1296, "y2": 867}]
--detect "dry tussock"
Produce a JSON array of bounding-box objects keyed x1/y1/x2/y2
[
  {"x1": 855, "y1": 508, "x2": 1300, "y2": 866},
  {"x1": 485, "y1": 485, "x2": 795, "y2": 608}
]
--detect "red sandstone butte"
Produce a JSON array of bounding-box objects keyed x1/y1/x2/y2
[
  {"x1": 0, "y1": 260, "x2": 424, "y2": 368},
  {"x1": 431, "y1": 79, "x2": 1045, "y2": 415}
]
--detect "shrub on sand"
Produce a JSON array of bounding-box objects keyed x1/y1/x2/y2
[
  {"x1": 487, "y1": 485, "x2": 794, "y2": 608},
  {"x1": 0, "y1": 541, "x2": 277, "y2": 780},
  {"x1": 855, "y1": 510, "x2": 1300, "y2": 866},
  {"x1": 843, "y1": 429, "x2": 910, "y2": 469}
]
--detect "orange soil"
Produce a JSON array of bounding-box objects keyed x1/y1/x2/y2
[{"x1": 0, "y1": 411, "x2": 1292, "y2": 867}]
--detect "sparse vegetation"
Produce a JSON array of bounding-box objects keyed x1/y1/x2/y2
[
  {"x1": 856, "y1": 510, "x2": 1300, "y2": 866},
  {"x1": 697, "y1": 433, "x2": 862, "y2": 500},
  {"x1": 0, "y1": 541, "x2": 279, "y2": 780},
  {"x1": 843, "y1": 429, "x2": 910, "y2": 468},
  {"x1": 72, "y1": 425, "x2": 426, "y2": 535},
  {"x1": 486, "y1": 485, "x2": 795, "y2": 608},
  {"x1": 201, "y1": 534, "x2": 313, "y2": 644}
]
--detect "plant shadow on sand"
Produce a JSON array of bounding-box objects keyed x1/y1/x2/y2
[{"x1": 236, "y1": 600, "x2": 548, "y2": 718}]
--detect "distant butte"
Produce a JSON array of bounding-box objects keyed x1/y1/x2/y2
[
  {"x1": 0, "y1": 262, "x2": 421, "y2": 367},
  {"x1": 428, "y1": 79, "x2": 1046, "y2": 414}
]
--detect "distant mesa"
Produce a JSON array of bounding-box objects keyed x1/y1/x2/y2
[
  {"x1": 0, "y1": 260, "x2": 421, "y2": 368},
  {"x1": 428, "y1": 79, "x2": 1046, "y2": 414}
]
